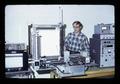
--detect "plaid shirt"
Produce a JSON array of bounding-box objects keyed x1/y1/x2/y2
[{"x1": 64, "y1": 32, "x2": 90, "y2": 53}]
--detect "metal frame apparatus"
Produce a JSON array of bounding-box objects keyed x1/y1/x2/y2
[{"x1": 28, "y1": 23, "x2": 66, "y2": 60}]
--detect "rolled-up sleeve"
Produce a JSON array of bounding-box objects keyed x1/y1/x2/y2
[
  {"x1": 64, "y1": 33, "x2": 70, "y2": 49},
  {"x1": 83, "y1": 36, "x2": 90, "y2": 52}
]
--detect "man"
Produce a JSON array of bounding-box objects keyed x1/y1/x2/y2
[{"x1": 64, "y1": 21, "x2": 90, "y2": 55}]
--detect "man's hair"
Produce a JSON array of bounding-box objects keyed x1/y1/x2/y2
[{"x1": 72, "y1": 21, "x2": 83, "y2": 29}]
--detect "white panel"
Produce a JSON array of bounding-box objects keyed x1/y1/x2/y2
[
  {"x1": 6, "y1": 53, "x2": 23, "y2": 57},
  {"x1": 38, "y1": 29, "x2": 60, "y2": 56}
]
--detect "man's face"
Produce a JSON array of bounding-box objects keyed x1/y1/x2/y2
[{"x1": 73, "y1": 23, "x2": 81, "y2": 33}]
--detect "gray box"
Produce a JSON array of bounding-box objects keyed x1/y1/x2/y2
[
  {"x1": 94, "y1": 23, "x2": 114, "y2": 34},
  {"x1": 56, "y1": 65, "x2": 85, "y2": 78}
]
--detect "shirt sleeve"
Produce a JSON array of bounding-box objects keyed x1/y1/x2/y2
[
  {"x1": 64, "y1": 33, "x2": 70, "y2": 49},
  {"x1": 83, "y1": 36, "x2": 90, "y2": 52}
]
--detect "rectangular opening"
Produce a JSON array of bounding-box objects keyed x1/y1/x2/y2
[{"x1": 37, "y1": 29, "x2": 60, "y2": 57}]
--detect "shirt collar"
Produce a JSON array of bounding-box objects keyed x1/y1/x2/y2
[{"x1": 73, "y1": 31, "x2": 82, "y2": 36}]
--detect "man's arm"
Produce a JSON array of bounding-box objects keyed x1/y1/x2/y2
[
  {"x1": 83, "y1": 36, "x2": 90, "y2": 53},
  {"x1": 64, "y1": 33, "x2": 70, "y2": 50}
]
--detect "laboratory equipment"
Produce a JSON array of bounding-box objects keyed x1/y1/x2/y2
[
  {"x1": 5, "y1": 50, "x2": 28, "y2": 72},
  {"x1": 90, "y1": 23, "x2": 115, "y2": 67}
]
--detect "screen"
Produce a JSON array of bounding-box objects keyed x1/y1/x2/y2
[
  {"x1": 102, "y1": 27, "x2": 107, "y2": 30},
  {"x1": 5, "y1": 53, "x2": 23, "y2": 68},
  {"x1": 106, "y1": 45, "x2": 113, "y2": 47}
]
